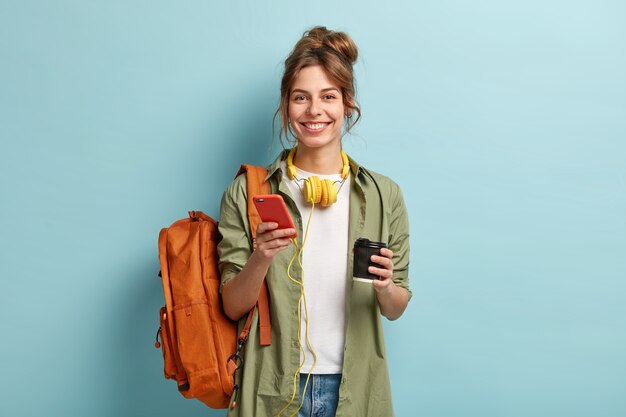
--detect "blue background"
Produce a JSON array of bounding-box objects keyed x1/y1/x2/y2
[{"x1": 1, "y1": 1, "x2": 625, "y2": 416}]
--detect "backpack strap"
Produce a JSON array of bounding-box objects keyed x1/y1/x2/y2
[{"x1": 237, "y1": 164, "x2": 272, "y2": 347}]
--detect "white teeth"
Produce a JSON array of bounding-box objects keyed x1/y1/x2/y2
[{"x1": 305, "y1": 123, "x2": 326, "y2": 130}]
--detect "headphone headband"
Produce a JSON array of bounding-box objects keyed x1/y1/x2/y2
[{"x1": 286, "y1": 148, "x2": 350, "y2": 180}]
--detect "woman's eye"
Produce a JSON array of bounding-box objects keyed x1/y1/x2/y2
[
  {"x1": 324, "y1": 95, "x2": 336, "y2": 100},
  {"x1": 294, "y1": 95, "x2": 307, "y2": 101}
]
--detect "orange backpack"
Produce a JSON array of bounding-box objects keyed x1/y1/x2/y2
[{"x1": 155, "y1": 165, "x2": 271, "y2": 409}]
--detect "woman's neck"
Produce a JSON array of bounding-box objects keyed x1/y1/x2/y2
[{"x1": 292, "y1": 144, "x2": 344, "y2": 175}]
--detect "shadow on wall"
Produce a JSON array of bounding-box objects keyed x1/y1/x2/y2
[
  {"x1": 104, "y1": 254, "x2": 224, "y2": 417},
  {"x1": 109, "y1": 84, "x2": 281, "y2": 417}
]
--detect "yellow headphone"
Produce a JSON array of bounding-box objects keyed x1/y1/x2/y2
[{"x1": 286, "y1": 148, "x2": 350, "y2": 207}]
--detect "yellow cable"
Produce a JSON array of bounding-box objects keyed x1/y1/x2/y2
[
  {"x1": 277, "y1": 202, "x2": 318, "y2": 417},
  {"x1": 277, "y1": 241, "x2": 305, "y2": 417},
  {"x1": 279, "y1": 239, "x2": 306, "y2": 417}
]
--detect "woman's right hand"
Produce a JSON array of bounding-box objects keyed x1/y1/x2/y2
[
  {"x1": 255, "y1": 222, "x2": 296, "y2": 260},
  {"x1": 222, "y1": 222, "x2": 295, "y2": 320}
]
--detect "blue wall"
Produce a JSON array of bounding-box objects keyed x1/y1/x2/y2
[{"x1": 1, "y1": 1, "x2": 625, "y2": 416}]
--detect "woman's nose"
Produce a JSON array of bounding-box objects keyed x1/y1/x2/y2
[{"x1": 307, "y1": 99, "x2": 321, "y2": 116}]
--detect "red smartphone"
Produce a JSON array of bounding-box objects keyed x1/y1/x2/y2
[{"x1": 252, "y1": 194, "x2": 298, "y2": 238}]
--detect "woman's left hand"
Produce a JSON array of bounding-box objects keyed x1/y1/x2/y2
[
  {"x1": 369, "y1": 247, "x2": 409, "y2": 320},
  {"x1": 369, "y1": 248, "x2": 395, "y2": 294}
]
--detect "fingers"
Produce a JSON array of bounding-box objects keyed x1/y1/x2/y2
[
  {"x1": 379, "y1": 247, "x2": 393, "y2": 259},
  {"x1": 256, "y1": 222, "x2": 278, "y2": 234},
  {"x1": 259, "y1": 236, "x2": 292, "y2": 249},
  {"x1": 369, "y1": 248, "x2": 394, "y2": 280},
  {"x1": 256, "y1": 222, "x2": 296, "y2": 242},
  {"x1": 255, "y1": 222, "x2": 295, "y2": 258},
  {"x1": 371, "y1": 249, "x2": 394, "y2": 294},
  {"x1": 368, "y1": 265, "x2": 393, "y2": 280}
]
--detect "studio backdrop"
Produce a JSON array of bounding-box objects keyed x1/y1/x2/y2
[{"x1": 1, "y1": 1, "x2": 625, "y2": 416}]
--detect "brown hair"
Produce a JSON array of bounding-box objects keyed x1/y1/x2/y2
[{"x1": 274, "y1": 26, "x2": 361, "y2": 145}]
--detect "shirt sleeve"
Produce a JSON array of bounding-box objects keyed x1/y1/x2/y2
[
  {"x1": 388, "y1": 183, "x2": 412, "y2": 300},
  {"x1": 217, "y1": 177, "x2": 252, "y2": 291}
]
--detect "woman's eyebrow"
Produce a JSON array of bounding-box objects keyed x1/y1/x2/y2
[{"x1": 291, "y1": 87, "x2": 340, "y2": 94}]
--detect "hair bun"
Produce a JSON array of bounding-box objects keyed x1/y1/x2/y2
[{"x1": 304, "y1": 26, "x2": 358, "y2": 64}]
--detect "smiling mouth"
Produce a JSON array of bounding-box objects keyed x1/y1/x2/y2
[{"x1": 301, "y1": 122, "x2": 330, "y2": 131}]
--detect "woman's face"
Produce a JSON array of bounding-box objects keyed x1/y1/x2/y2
[{"x1": 288, "y1": 65, "x2": 346, "y2": 151}]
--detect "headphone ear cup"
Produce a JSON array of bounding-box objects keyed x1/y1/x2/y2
[
  {"x1": 325, "y1": 179, "x2": 338, "y2": 206},
  {"x1": 304, "y1": 176, "x2": 322, "y2": 204},
  {"x1": 301, "y1": 176, "x2": 340, "y2": 207},
  {"x1": 320, "y1": 179, "x2": 329, "y2": 207},
  {"x1": 313, "y1": 176, "x2": 322, "y2": 204},
  {"x1": 304, "y1": 179, "x2": 313, "y2": 204}
]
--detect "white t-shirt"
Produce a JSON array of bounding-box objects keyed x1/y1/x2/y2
[{"x1": 281, "y1": 161, "x2": 351, "y2": 374}]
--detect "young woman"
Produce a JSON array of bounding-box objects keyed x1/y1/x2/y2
[{"x1": 218, "y1": 26, "x2": 411, "y2": 417}]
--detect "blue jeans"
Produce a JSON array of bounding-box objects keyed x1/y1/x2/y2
[{"x1": 298, "y1": 373, "x2": 342, "y2": 417}]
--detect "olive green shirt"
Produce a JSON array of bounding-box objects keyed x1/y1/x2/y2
[{"x1": 218, "y1": 150, "x2": 411, "y2": 417}]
